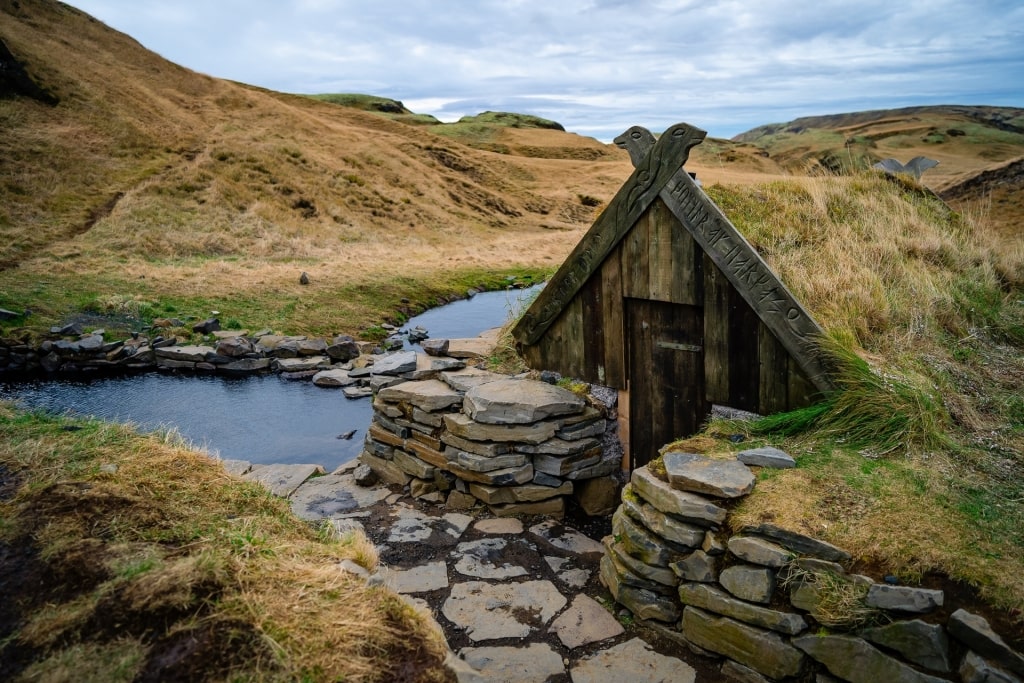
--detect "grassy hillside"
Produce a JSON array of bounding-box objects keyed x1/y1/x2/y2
[
  {"x1": 731, "y1": 105, "x2": 1024, "y2": 241},
  {"x1": 0, "y1": 407, "x2": 451, "y2": 681},
  {"x1": 0, "y1": 0, "x2": 631, "y2": 336}
]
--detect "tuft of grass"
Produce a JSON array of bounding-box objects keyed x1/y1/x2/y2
[
  {"x1": 716, "y1": 339, "x2": 949, "y2": 456},
  {"x1": 781, "y1": 563, "x2": 884, "y2": 630}
]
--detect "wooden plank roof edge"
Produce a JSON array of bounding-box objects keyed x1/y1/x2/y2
[{"x1": 511, "y1": 121, "x2": 707, "y2": 346}]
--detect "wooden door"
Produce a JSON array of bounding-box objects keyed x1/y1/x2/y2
[{"x1": 627, "y1": 298, "x2": 709, "y2": 468}]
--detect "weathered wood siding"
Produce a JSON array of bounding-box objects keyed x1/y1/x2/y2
[{"x1": 523, "y1": 197, "x2": 819, "y2": 417}]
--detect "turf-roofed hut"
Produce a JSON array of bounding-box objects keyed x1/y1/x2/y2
[{"x1": 512, "y1": 122, "x2": 836, "y2": 469}]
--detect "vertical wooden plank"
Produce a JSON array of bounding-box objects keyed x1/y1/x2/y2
[
  {"x1": 580, "y1": 274, "x2": 605, "y2": 382},
  {"x1": 758, "y1": 322, "x2": 790, "y2": 414},
  {"x1": 670, "y1": 210, "x2": 699, "y2": 306},
  {"x1": 618, "y1": 388, "x2": 631, "y2": 470},
  {"x1": 622, "y1": 211, "x2": 650, "y2": 299},
  {"x1": 787, "y1": 357, "x2": 818, "y2": 410},
  {"x1": 627, "y1": 299, "x2": 654, "y2": 469},
  {"x1": 562, "y1": 295, "x2": 585, "y2": 380},
  {"x1": 703, "y1": 254, "x2": 730, "y2": 404},
  {"x1": 661, "y1": 302, "x2": 708, "y2": 438},
  {"x1": 648, "y1": 198, "x2": 675, "y2": 303},
  {"x1": 601, "y1": 246, "x2": 626, "y2": 388},
  {"x1": 728, "y1": 283, "x2": 761, "y2": 412}
]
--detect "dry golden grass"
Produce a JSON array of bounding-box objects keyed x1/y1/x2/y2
[
  {"x1": 0, "y1": 406, "x2": 451, "y2": 682},
  {"x1": 0, "y1": 0, "x2": 629, "y2": 336},
  {"x1": 706, "y1": 173, "x2": 1023, "y2": 355}
]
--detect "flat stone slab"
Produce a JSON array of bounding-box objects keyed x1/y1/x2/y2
[
  {"x1": 740, "y1": 523, "x2": 851, "y2": 563},
  {"x1": 219, "y1": 458, "x2": 252, "y2": 476},
  {"x1": 464, "y1": 378, "x2": 585, "y2": 425},
  {"x1": 454, "y1": 538, "x2": 530, "y2": 579},
  {"x1": 727, "y1": 536, "x2": 794, "y2": 568},
  {"x1": 530, "y1": 519, "x2": 604, "y2": 556},
  {"x1": 377, "y1": 561, "x2": 449, "y2": 594},
  {"x1": 387, "y1": 507, "x2": 473, "y2": 544},
  {"x1": 544, "y1": 556, "x2": 592, "y2": 589},
  {"x1": 720, "y1": 565, "x2": 776, "y2": 604},
  {"x1": 441, "y1": 366, "x2": 508, "y2": 392},
  {"x1": 243, "y1": 463, "x2": 325, "y2": 498},
  {"x1": 312, "y1": 368, "x2": 357, "y2": 387},
  {"x1": 475, "y1": 518, "x2": 524, "y2": 535},
  {"x1": 459, "y1": 643, "x2": 565, "y2": 683},
  {"x1": 678, "y1": 583, "x2": 807, "y2": 635},
  {"x1": 861, "y1": 619, "x2": 952, "y2": 673},
  {"x1": 444, "y1": 413, "x2": 557, "y2": 445},
  {"x1": 403, "y1": 353, "x2": 467, "y2": 380},
  {"x1": 377, "y1": 379, "x2": 464, "y2": 412},
  {"x1": 663, "y1": 451, "x2": 755, "y2": 498},
  {"x1": 445, "y1": 337, "x2": 496, "y2": 360},
  {"x1": 682, "y1": 607, "x2": 804, "y2": 680},
  {"x1": 154, "y1": 344, "x2": 216, "y2": 362},
  {"x1": 948, "y1": 609, "x2": 1024, "y2": 677},
  {"x1": 630, "y1": 468, "x2": 728, "y2": 525},
  {"x1": 371, "y1": 350, "x2": 418, "y2": 375},
  {"x1": 550, "y1": 594, "x2": 624, "y2": 649},
  {"x1": 794, "y1": 634, "x2": 948, "y2": 683},
  {"x1": 737, "y1": 446, "x2": 796, "y2": 469},
  {"x1": 276, "y1": 356, "x2": 329, "y2": 372},
  {"x1": 570, "y1": 637, "x2": 696, "y2": 683},
  {"x1": 442, "y1": 580, "x2": 566, "y2": 642},
  {"x1": 289, "y1": 473, "x2": 391, "y2": 521},
  {"x1": 622, "y1": 487, "x2": 705, "y2": 549},
  {"x1": 866, "y1": 584, "x2": 944, "y2": 613}
]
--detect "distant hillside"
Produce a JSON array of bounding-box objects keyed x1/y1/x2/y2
[
  {"x1": 734, "y1": 105, "x2": 1024, "y2": 141},
  {"x1": 732, "y1": 105, "x2": 1024, "y2": 180},
  {"x1": 732, "y1": 105, "x2": 1024, "y2": 240}
]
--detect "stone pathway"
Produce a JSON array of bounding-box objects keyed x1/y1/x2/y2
[{"x1": 232, "y1": 460, "x2": 716, "y2": 682}]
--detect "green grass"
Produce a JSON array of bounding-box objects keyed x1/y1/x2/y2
[
  {"x1": 718, "y1": 340, "x2": 949, "y2": 456},
  {"x1": 456, "y1": 111, "x2": 564, "y2": 130},
  {"x1": 0, "y1": 264, "x2": 554, "y2": 341}
]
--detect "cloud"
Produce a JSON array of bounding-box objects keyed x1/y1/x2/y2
[{"x1": 66, "y1": 0, "x2": 1024, "y2": 140}]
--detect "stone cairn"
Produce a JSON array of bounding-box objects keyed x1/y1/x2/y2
[
  {"x1": 600, "y1": 448, "x2": 1024, "y2": 683},
  {"x1": 359, "y1": 346, "x2": 621, "y2": 518}
]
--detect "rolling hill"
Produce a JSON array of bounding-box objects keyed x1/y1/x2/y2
[
  {"x1": 731, "y1": 106, "x2": 1024, "y2": 239},
  {"x1": 0, "y1": 0, "x2": 629, "y2": 304}
]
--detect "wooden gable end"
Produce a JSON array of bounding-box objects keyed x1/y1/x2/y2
[
  {"x1": 514, "y1": 122, "x2": 835, "y2": 458},
  {"x1": 521, "y1": 195, "x2": 820, "y2": 415}
]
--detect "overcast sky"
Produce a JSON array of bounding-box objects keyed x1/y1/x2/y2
[{"x1": 65, "y1": 0, "x2": 1024, "y2": 141}]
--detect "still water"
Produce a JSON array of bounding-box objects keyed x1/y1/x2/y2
[{"x1": 0, "y1": 286, "x2": 541, "y2": 471}]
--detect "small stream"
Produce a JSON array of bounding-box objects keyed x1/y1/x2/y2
[{"x1": 0, "y1": 286, "x2": 540, "y2": 471}]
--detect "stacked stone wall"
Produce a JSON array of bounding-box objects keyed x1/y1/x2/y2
[
  {"x1": 0, "y1": 323, "x2": 379, "y2": 384},
  {"x1": 600, "y1": 447, "x2": 1024, "y2": 683},
  {"x1": 359, "y1": 350, "x2": 621, "y2": 518}
]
